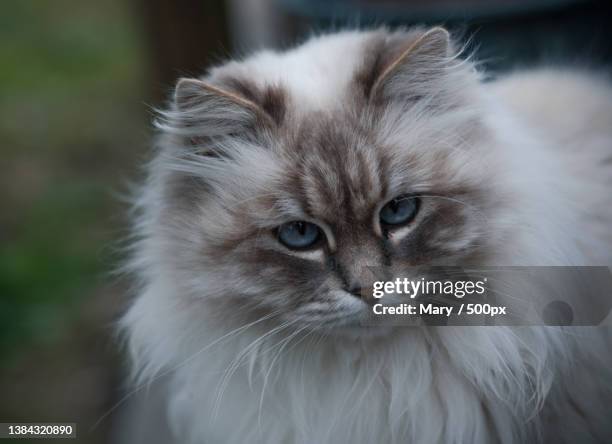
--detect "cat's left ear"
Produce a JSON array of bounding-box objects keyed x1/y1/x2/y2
[
  {"x1": 367, "y1": 27, "x2": 458, "y2": 105},
  {"x1": 169, "y1": 78, "x2": 266, "y2": 138}
]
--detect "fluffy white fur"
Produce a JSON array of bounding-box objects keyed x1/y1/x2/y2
[{"x1": 121, "y1": 29, "x2": 612, "y2": 443}]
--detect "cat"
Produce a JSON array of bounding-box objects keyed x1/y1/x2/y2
[{"x1": 120, "y1": 27, "x2": 612, "y2": 443}]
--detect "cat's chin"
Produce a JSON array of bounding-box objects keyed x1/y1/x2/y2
[
  {"x1": 319, "y1": 323, "x2": 396, "y2": 340},
  {"x1": 297, "y1": 302, "x2": 401, "y2": 340}
]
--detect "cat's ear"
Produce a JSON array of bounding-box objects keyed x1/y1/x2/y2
[
  {"x1": 167, "y1": 78, "x2": 266, "y2": 138},
  {"x1": 368, "y1": 27, "x2": 456, "y2": 104}
]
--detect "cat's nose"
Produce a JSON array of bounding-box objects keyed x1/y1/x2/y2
[
  {"x1": 346, "y1": 284, "x2": 375, "y2": 305},
  {"x1": 347, "y1": 285, "x2": 363, "y2": 298}
]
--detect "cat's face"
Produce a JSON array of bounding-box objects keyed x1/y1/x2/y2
[{"x1": 156, "y1": 28, "x2": 498, "y2": 332}]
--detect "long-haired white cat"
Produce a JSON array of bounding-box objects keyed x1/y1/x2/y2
[{"x1": 121, "y1": 27, "x2": 612, "y2": 443}]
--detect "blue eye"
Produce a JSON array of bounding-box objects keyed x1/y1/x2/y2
[
  {"x1": 379, "y1": 196, "x2": 420, "y2": 226},
  {"x1": 277, "y1": 221, "x2": 321, "y2": 250}
]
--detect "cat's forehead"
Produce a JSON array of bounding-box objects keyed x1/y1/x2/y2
[
  {"x1": 209, "y1": 30, "x2": 376, "y2": 113},
  {"x1": 278, "y1": 111, "x2": 389, "y2": 224}
]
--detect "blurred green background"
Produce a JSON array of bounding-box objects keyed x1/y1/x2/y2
[
  {"x1": 0, "y1": 0, "x2": 147, "y2": 442},
  {"x1": 0, "y1": 0, "x2": 230, "y2": 440},
  {"x1": 1, "y1": 0, "x2": 610, "y2": 442},
  {"x1": 0, "y1": 0, "x2": 144, "y2": 359}
]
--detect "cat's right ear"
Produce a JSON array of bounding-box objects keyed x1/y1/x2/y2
[
  {"x1": 362, "y1": 27, "x2": 466, "y2": 109},
  {"x1": 162, "y1": 78, "x2": 264, "y2": 138}
]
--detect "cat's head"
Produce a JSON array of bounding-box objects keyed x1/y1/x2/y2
[{"x1": 149, "y1": 27, "x2": 502, "y2": 333}]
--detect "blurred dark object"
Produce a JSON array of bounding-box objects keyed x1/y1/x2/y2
[
  {"x1": 142, "y1": 0, "x2": 612, "y2": 105},
  {"x1": 137, "y1": 0, "x2": 230, "y2": 103},
  {"x1": 274, "y1": 0, "x2": 612, "y2": 72},
  {"x1": 134, "y1": 0, "x2": 612, "y2": 104}
]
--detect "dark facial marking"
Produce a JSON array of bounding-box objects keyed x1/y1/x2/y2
[
  {"x1": 261, "y1": 85, "x2": 287, "y2": 125},
  {"x1": 219, "y1": 77, "x2": 287, "y2": 126},
  {"x1": 353, "y1": 34, "x2": 388, "y2": 100}
]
